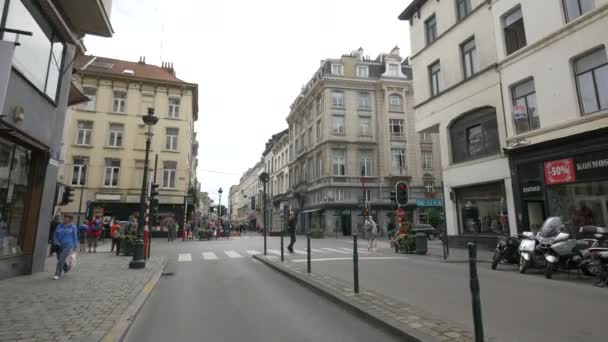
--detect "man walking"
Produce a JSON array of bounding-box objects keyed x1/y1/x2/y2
[
  {"x1": 287, "y1": 211, "x2": 297, "y2": 253},
  {"x1": 167, "y1": 219, "x2": 176, "y2": 242}
]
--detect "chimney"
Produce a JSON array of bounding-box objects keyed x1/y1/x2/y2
[
  {"x1": 138, "y1": 56, "x2": 146, "y2": 64},
  {"x1": 161, "y1": 61, "x2": 175, "y2": 76}
]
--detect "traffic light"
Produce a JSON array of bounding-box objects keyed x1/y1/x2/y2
[
  {"x1": 396, "y1": 181, "x2": 409, "y2": 207},
  {"x1": 389, "y1": 191, "x2": 396, "y2": 203},
  {"x1": 61, "y1": 186, "x2": 75, "y2": 205},
  {"x1": 150, "y1": 183, "x2": 159, "y2": 198},
  {"x1": 151, "y1": 198, "x2": 159, "y2": 213}
]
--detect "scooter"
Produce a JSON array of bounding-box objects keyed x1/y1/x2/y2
[
  {"x1": 491, "y1": 234, "x2": 521, "y2": 270},
  {"x1": 518, "y1": 217, "x2": 561, "y2": 274}
]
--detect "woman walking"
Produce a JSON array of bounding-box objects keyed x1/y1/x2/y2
[
  {"x1": 365, "y1": 217, "x2": 378, "y2": 252},
  {"x1": 52, "y1": 214, "x2": 78, "y2": 280}
]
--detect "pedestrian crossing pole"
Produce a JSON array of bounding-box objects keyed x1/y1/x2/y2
[{"x1": 259, "y1": 172, "x2": 269, "y2": 256}]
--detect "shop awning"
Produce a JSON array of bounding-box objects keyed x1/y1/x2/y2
[{"x1": 300, "y1": 208, "x2": 322, "y2": 214}]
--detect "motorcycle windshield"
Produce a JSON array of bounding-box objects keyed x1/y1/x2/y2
[{"x1": 539, "y1": 217, "x2": 562, "y2": 238}]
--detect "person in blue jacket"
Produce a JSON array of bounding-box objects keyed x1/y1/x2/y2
[{"x1": 52, "y1": 214, "x2": 78, "y2": 280}]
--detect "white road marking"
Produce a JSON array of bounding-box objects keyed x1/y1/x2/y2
[
  {"x1": 243, "y1": 236, "x2": 250, "y2": 239},
  {"x1": 293, "y1": 249, "x2": 307, "y2": 255},
  {"x1": 321, "y1": 248, "x2": 351, "y2": 254},
  {"x1": 246, "y1": 250, "x2": 260, "y2": 255},
  {"x1": 291, "y1": 257, "x2": 408, "y2": 263},
  {"x1": 339, "y1": 247, "x2": 371, "y2": 254},
  {"x1": 311, "y1": 248, "x2": 327, "y2": 253},
  {"x1": 178, "y1": 253, "x2": 192, "y2": 262},
  {"x1": 225, "y1": 250, "x2": 243, "y2": 258},
  {"x1": 202, "y1": 252, "x2": 218, "y2": 260},
  {"x1": 268, "y1": 249, "x2": 282, "y2": 255}
]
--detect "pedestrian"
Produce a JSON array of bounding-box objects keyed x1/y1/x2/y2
[
  {"x1": 287, "y1": 211, "x2": 296, "y2": 253},
  {"x1": 387, "y1": 219, "x2": 396, "y2": 241},
  {"x1": 78, "y1": 220, "x2": 89, "y2": 253},
  {"x1": 52, "y1": 214, "x2": 78, "y2": 280},
  {"x1": 365, "y1": 217, "x2": 378, "y2": 252},
  {"x1": 102, "y1": 215, "x2": 112, "y2": 242},
  {"x1": 110, "y1": 219, "x2": 121, "y2": 252},
  {"x1": 88, "y1": 215, "x2": 102, "y2": 253},
  {"x1": 167, "y1": 219, "x2": 176, "y2": 242}
]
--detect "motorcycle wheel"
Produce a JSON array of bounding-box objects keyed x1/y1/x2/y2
[
  {"x1": 545, "y1": 262, "x2": 554, "y2": 279},
  {"x1": 491, "y1": 251, "x2": 500, "y2": 270},
  {"x1": 581, "y1": 262, "x2": 600, "y2": 277},
  {"x1": 519, "y1": 255, "x2": 530, "y2": 274},
  {"x1": 428, "y1": 233, "x2": 436, "y2": 240}
]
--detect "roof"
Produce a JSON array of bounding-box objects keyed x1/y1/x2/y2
[
  {"x1": 398, "y1": 0, "x2": 427, "y2": 21},
  {"x1": 74, "y1": 55, "x2": 191, "y2": 85}
]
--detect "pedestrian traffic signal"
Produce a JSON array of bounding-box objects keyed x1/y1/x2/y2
[
  {"x1": 389, "y1": 191, "x2": 396, "y2": 203},
  {"x1": 151, "y1": 198, "x2": 159, "y2": 213},
  {"x1": 150, "y1": 183, "x2": 159, "y2": 198},
  {"x1": 61, "y1": 186, "x2": 75, "y2": 205},
  {"x1": 395, "y1": 181, "x2": 409, "y2": 207}
]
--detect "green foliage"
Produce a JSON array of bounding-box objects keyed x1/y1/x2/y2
[{"x1": 428, "y1": 209, "x2": 443, "y2": 229}]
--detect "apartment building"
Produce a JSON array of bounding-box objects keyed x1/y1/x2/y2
[
  {"x1": 58, "y1": 55, "x2": 199, "y2": 233},
  {"x1": 0, "y1": 0, "x2": 112, "y2": 279},
  {"x1": 230, "y1": 160, "x2": 263, "y2": 228},
  {"x1": 492, "y1": 0, "x2": 608, "y2": 233},
  {"x1": 286, "y1": 47, "x2": 442, "y2": 236},
  {"x1": 270, "y1": 130, "x2": 290, "y2": 230}
]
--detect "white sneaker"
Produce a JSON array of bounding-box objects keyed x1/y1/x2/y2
[{"x1": 52, "y1": 276, "x2": 59, "y2": 280}]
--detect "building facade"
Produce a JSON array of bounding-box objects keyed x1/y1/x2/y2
[
  {"x1": 400, "y1": 0, "x2": 516, "y2": 247},
  {"x1": 0, "y1": 0, "x2": 113, "y2": 279},
  {"x1": 270, "y1": 130, "x2": 290, "y2": 231},
  {"x1": 230, "y1": 160, "x2": 263, "y2": 228},
  {"x1": 58, "y1": 55, "x2": 198, "y2": 234},
  {"x1": 286, "y1": 47, "x2": 442, "y2": 236}
]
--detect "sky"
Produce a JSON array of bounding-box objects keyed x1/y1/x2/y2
[{"x1": 85, "y1": 0, "x2": 411, "y2": 203}]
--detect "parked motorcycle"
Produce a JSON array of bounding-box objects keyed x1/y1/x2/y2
[
  {"x1": 491, "y1": 234, "x2": 521, "y2": 270},
  {"x1": 518, "y1": 217, "x2": 561, "y2": 274},
  {"x1": 544, "y1": 231, "x2": 590, "y2": 279},
  {"x1": 577, "y1": 225, "x2": 608, "y2": 278},
  {"x1": 589, "y1": 246, "x2": 608, "y2": 287}
]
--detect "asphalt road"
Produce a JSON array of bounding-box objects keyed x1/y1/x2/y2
[{"x1": 124, "y1": 235, "x2": 402, "y2": 342}]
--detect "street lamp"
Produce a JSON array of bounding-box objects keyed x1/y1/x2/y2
[
  {"x1": 259, "y1": 172, "x2": 269, "y2": 255},
  {"x1": 130, "y1": 108, "x2": 158, "y2": 269},
  {"x1": 218, "y1": 187, "x2": 223, "y2": 220}
]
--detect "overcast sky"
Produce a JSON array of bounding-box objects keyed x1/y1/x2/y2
[{"x1": 85, "y1": 0, "x2": 411, "y2": 203}]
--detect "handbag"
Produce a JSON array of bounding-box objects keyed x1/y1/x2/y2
[{"x1": 67, "y1": 252, "x2": 77, "y2": 271}]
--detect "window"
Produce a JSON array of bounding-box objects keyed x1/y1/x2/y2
[
  {"x1": 163, "y1": 161, "x2": 177, "y2": 188},
  {"x1": 332, "y1": 115, "x2": 345, "y2": 134},
  {"x1": 391, "y1": 148, "x2": 406, "y2": 173},
  {"x1": 72, "y1": 158, "x2": 87, "y2": 186},
  {"x1": 574, "y1": 48, "x2": 608, "y2": 115},
  {"x1": 425, "y1": 181, "x2": 435, "y2": 193},
  {"x1": 359, "y1": 117, "x2": 371, "y2": 137},
  {"x1": 81, "y1": 88, "x2": 97, "y2": 111},
  {"x1": 336, "y1": 189, "x2": 345, "y2": 201},
  {"x1": 456, "y1": 0, "x2": 472, "y2": 20},
  {"x1": 389, "y1": 64, "x2": 400, "y2": 76},
  {"x1": 316, "y1": 96, "x2": 323, "y2": 114},
  {"x1": 425, "y1": 15, "x2": 438, "y2": 45},
  {"x1": 429, "y1": 61, "x2": 441, "y2": 96},
  {"x1": 332, "y1": 150, "x2": 346, "y2": 176},
  {"x1": 104, "y1": 159, "x2": 120, "y2": 187},
  {"x1": 331, "y1": 63, "x2": 343, "y2": 75},
  {"x1": 511, "y1": 79, "x2": 539, "y2": 133},
  {"x1": 420, "y1": 132, "x2": 433, "y2": 143},
  {"x1": 113, "y1": 91, "x2": 127, "y2": 113},
  {"x1": 356, "y1": 65, "x2": 369, "y2": 78},
  {"x1": 563, "y1": 0, "x2": 594, "y2": 22},
  {"x1": 165, "y1": 128, "x2": 179, "y2": 150},
  {"x1": 3, "y1": 0, "x2": 65, "y2": 100},
  {"x1": 389, "y1": 119, "x2": 404, "y2": 138},
  {"x1": 422, "y1": 151, "x2": 433, "y2": 170},
  {"x1": 317, "y1": 155, "x2": 323, "y2": 178},
  {"x1": 331, "y1": 91, "x2": 344, "y2": 107},
  {"x1": 308, "y1": 127, "x2": 313, "y2": 146},
  {"x1": 504, "y1": 7, "x2": 527, "y2": 55},
  {"x1": 451, "y1": 108, "x2": 500, "y2": 163},
  {"x1": 359, "y1": 93, "x2": 370, "y2": 108},
  {"x1": 168, "y1": 97, "x2": 180, "y2": 118},
  {"x1": 316, "y1": 120, "x2": 322, "y2": 140},
  {"x1": 389, "y1": 94, "x2": 402, "y2": 111},
  {"x1": 359, "y1": 152, "x2": 373, "y2": 177},
  {"x1": 364, "y1": 190, "x2": 371, "y2": 202},
  {"x1": 76, "y1": 121, "x2": 93, "y2": 145},
  {"x1": 461, "y1": 38, "x2": 477, "y2": 79},
  {"x1": 108, "y1": 124, "x2": 124, "y2": 147}
]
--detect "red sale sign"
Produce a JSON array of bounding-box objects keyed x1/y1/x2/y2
[{"x1": 544, "y1": 158, "x2": 575, "y2": 185}]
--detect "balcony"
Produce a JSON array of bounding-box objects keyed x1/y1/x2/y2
[{"x1": 56, "y1": 0, "x2": 113, "y2": 37}]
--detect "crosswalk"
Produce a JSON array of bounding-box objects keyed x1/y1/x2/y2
[{"x1": 177, "y1": 247, "x2": 375, "y2": 263}]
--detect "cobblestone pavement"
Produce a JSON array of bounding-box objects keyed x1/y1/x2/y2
[
  {"x1": 254, "y1": 254, "x2": 475, "y2": 342},
  {"x1": 0, "y1": 249, "x2": 166, "y2": 342}
]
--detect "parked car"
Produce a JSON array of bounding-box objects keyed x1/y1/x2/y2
[{"x1": 411, "y1": 224, "x2": 438, "y2": 240}]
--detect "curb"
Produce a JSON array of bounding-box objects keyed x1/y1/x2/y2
[
  {"x1": 253, "y1": 255, "x2": 438, "y2": 342},
  {"x1": 99, "y1": 257, "x2": 168, "y2": 342}
]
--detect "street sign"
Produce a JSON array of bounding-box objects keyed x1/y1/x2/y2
[{"x1": 396, "y1": 208, "x2": 405, "y2": 217}]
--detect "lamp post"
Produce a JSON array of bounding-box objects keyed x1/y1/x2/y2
[
  {"x1": 218, "y1": 187, "x2": 223, "y2": 221},
  {"x1": 259, "y1": 172, "x2": 269, "y2": 255},
  {"x1": 130, "y1": 108, "x2": 158, "y2": 269}
]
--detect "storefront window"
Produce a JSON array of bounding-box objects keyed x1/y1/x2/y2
[
  {"x1": 0, "y1": 138, "x2": 31, "y2": 257},
  {"x1": 456, "y1": 182, "x2": 509, "y2": 234},
  {"x1": 547, "y1": 181, "x2": 608, "y2": 235}
]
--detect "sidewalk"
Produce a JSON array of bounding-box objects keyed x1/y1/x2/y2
[{"x1": 0, "y1": 246, "x2": 166, "y2": 342}]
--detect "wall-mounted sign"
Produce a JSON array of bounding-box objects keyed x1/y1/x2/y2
[
  {"x1": 416, "y1": 199, "x2": 443, "y2": 207},
  {"x1": 544, "y1": 158, "x2": 575, "y2": 185},
  {"x1": 575, "y1": 150, "x2": 608, "y2": 182},
  {"x1": 512, "y1": 105, "x2": 527, "y2": 120},
  {"x1": 521, "y1": 181, "x2": 542, "y2": 197},
  {"x1": 95, "y1": 193, "x2": 121, "y2": 201}
]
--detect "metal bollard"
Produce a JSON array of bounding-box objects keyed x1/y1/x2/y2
[
  {"x1": 307, "y1": 232, "x2": 311, "y2": 273},
  {"x1": 353, "y1": 233, "x2": 359, "y2": 294},
  {"x1": 280, "y1": 228, "x2": 284, "y2": 262},
  {"x1": 468, "y1": 243, "x2": 484, "y2": 342}
]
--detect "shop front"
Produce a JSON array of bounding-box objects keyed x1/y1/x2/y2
[
  {"x1": 454, "y1": 182, "x2": 510, "y2": 236},
  {"x1": 510, "y1": 128, "x2": 608, "y2": 235}
]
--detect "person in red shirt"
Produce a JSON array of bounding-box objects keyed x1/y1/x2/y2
[
  {"x1": 109, "y1": 220, "x2": 121, "y2": 253},
  {"x1": 88, "y1": 215, "x2": 103, "y2": 253}
]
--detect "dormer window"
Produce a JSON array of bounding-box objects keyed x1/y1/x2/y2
[
  {"x1": 331, "y1": 63, "x2": 344, "y2": 75},
  {"x1": 389, "y1": 64, "x2": 400, "y2": 76},
  {"x1": 356, "y1": 65, "x2": 369, "y2": 78}
]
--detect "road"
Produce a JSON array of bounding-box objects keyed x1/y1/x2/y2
[
  {"x1": 126, "y1": 234, "x2": 607, "y2": 342},
  {"x1": 124, "y1": 235, "x2": 402, "y2": 342}
]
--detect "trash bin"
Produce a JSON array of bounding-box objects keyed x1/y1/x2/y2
[{"x1": 415, "y1": 232, "x2": 427, "y2": 255}]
